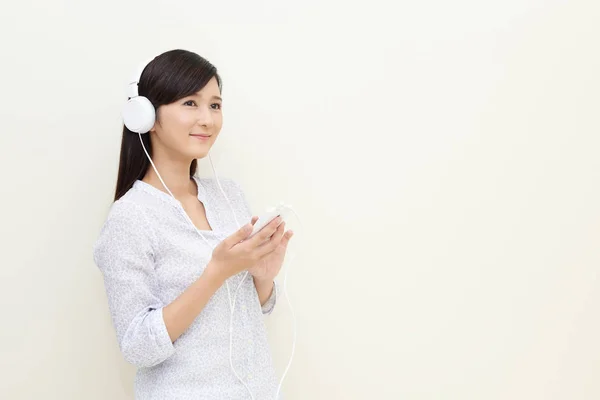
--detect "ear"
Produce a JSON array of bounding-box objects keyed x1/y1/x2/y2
[{"x1": 149, "y1": 107, "x2": 160, "y2": 133}]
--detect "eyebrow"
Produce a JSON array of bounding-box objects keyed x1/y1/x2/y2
[{"x1": 189, "y1": 93, "x2": 222, "y2": 102}]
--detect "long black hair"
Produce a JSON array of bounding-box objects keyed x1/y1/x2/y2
[{"x1": 114, "y1": 49, "x2": 222, "y2": 201}]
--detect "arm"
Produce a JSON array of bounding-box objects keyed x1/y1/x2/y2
[
  {"x1": 162, "y1": 265, "x2": 224, "y2": 342},
  {"x1": 226, "y1": 179, "x2": 279, "y2": 314},
  {"x1": 93, "y1": 201, "x2": 223, "y2": 367}
]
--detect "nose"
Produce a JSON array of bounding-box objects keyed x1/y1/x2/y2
[{"x1": 196, "y1": 106, "x2": 214, "y2": 128}]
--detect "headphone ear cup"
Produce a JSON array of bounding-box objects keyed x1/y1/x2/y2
[{"x1": 122, "y1": 96, "x2": 156, "y2": 134}]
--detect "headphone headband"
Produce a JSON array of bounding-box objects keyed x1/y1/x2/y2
[{"x1": 126, "y1": 57, "x2": 154, "y2": 99}]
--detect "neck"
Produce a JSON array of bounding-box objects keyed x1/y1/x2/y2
[{"x1": 143, "y1": 149, "x2": 196, "y2": 198}]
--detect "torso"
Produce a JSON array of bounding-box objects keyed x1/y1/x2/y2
[
  {"x1": 95, "y1": 177, "x2": 280, "y2": 398},
  {"x1": 180, "y1": 195, "x2": 213, "y2": 231},
  {"x1": 144, "y1": 177, "x2": 213, "y2": 232}
]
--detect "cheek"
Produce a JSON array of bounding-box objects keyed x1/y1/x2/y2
[
  {"x1": 174, "y1": 111, "x2": 198, "y2": 131},
  {"x1": 213, "y1": 113, "x2": 224, "y2": 131},
  {"x1": 156, "y1": 109, "x2": 194, "y2": 146},
  {"x1": 164, "y1": 113, "x2": 197, "y2": 144}
]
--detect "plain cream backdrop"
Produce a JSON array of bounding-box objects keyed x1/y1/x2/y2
[{"x1": 0, "y1": 0, "x2": 599, "y2": 399}]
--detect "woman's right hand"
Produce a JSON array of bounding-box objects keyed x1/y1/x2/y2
[{"x1": 206, "y1": 216, "x2": 284, "y2": 283}]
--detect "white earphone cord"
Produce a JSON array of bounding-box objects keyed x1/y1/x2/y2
[{"x1": 139, "y1": 133, "x2": 299, "y2": 400}]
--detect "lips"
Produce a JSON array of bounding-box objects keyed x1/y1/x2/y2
[{"x1": 190, "y1": 134, "x2": 211, "y2": 140}]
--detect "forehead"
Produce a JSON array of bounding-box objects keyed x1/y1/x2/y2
[{"x1": 190, "y1": 77, "x2": 221, "y2": 97}]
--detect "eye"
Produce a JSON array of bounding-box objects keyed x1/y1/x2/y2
[
  {"x1": 211, "y1": 103, "x2": 222, "y2": 110},
  {"x1": 183, "y1": 100, "x2": 197, "y2": 106}
]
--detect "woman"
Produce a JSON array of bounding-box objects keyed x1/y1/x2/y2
[{"x1": 93, "y1": 49, "x2": 293, "y2": 399}]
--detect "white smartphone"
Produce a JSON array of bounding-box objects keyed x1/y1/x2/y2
[{"x1": 248, "y1": 203, "x2": 292, "y2": 238}]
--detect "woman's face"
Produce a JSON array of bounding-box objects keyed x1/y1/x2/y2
[{"x1": 151, "y1": 77, "x2": 223, "y2": 161}]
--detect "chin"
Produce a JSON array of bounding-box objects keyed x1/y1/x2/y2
[
  {"x1": 186, "y1": 139, "x2": 215, "y2": 160},
  {"x1": 189, "y1": 149, "x2": 210, "y2": 160}
]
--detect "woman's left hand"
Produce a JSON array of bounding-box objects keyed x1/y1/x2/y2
[{"x1": 247, "y1": 216, "x2": 294, "y2": 282}]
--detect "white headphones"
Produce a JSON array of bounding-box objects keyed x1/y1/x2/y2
[{"x1": 122, "y1": 58, "x2": 156, "y2": 134}]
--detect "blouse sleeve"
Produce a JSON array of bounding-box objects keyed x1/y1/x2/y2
[{"x1": 93, "y1": 200, "x2": 175, "y2": 368}]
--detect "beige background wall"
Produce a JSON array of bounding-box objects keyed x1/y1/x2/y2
[{"x1": 0, "y1": 1, "x2": 599, "y2": 399}]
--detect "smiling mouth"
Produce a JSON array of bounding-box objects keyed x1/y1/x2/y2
[{"x1": 190, "y1": 134, "x2": 211, "y2": 139}]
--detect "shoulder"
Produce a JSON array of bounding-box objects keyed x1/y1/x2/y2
[
  {"x1": 103, "y1": 198, "x2": 151, "y2": 229},
  {"x1": 99, "y1": 183, "x2": 165, "y2": 232},
  {"x1": 93, "y1": 198, "x2": 156, "y2": 265}
]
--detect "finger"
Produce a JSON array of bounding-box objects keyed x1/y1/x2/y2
[
  {"x1": 250, "y1": 216, "x2": 282, "y2": 245},
  {"x1": 280, "y1": 230, "x2": 294, "y2": 249},
  {"x1": 251, "y1": 216, "x2": 259, "y2": 225},
  {"x1": 262, "y1": 217, "x2": 284, "y2": 240},
  {"x1": 272, "y1": 221, "x2": 286, "y2": 240},
  {"x1": 254, "y1": 222, "x2": 285, "y2": 256},
  {"x1": 256, "y1": 231, "x2": 283, "y2": 257},
  {"x1": 225, "y1": 223, "x2": 253, "y2": 248},
  {"x1": 251, "y1": 220, "x2": 284, "y2": 249},
  {"x1": 265, "y1": 222, "x2": 286, "y2": 245}
]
